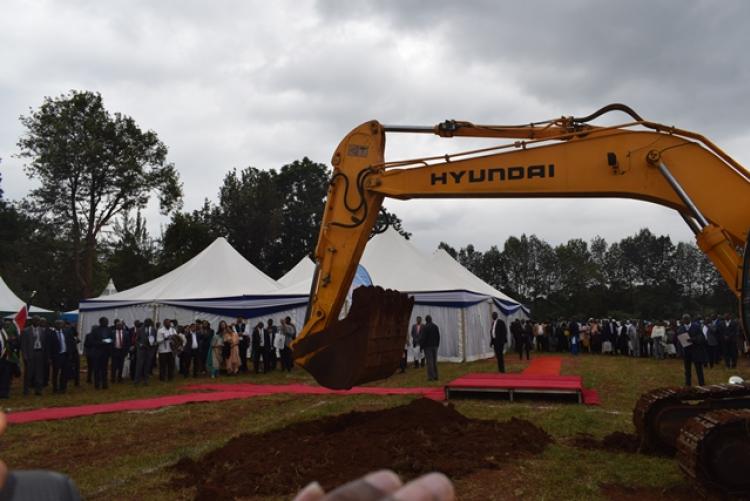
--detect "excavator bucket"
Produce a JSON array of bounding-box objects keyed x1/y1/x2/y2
[{"x1": 293, "y1": 286, "x2": 415, "y2": 390}]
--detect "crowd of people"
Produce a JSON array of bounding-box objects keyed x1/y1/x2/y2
[
  {"x1": 500, "y1": 314, "x2": 745, "y2": 364},
  {"x1": 0, "y1": 310, "x2": 746, "y2": 398},
  {"x1": 0, "y1": 315, "x2": 297, "y2": 398},
  {"x1": 488, "y1": 313, "x2": 747, "y2": 386}
]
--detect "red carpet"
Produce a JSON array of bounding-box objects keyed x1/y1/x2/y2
[
  {"x1": 6, "y1": 383, "x2": 444, "y2": 425},
  {"x1": 445, "y1": 356, "x2": 600, "y2": 405},
  {"x1": 7, "y1": 357, "x2": 599, "y2": 424},
  {"x1": 521, "y1": 357, "x2": 563, "y2": 376}
]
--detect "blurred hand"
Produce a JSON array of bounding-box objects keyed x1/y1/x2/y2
[{"x1": 293, "y1": 470, "x2": 454, "y2": 501}]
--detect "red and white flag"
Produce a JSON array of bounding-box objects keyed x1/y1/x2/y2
[{"x1": 13, "y1": 305, "x2": 28, "y2": 334}]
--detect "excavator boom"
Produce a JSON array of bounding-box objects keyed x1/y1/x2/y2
[{"x1": 292, "y1": 104, "x2": 750, "y2": 391}]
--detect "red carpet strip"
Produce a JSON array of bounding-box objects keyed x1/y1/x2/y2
[
  {"x1": 6, "y1": 383, "x2": 444, "y2": 425},
  {"x1": 521, "y1": 357, "x2": 563, "y2": 376}
]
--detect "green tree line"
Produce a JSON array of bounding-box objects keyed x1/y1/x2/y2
[{"x1": 439, "y1": 231, "x2": 735, "y2": 320}]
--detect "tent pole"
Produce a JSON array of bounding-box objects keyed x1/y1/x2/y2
[{"x1": 460, "y1": 308, "x2": 466, "y2": 362}]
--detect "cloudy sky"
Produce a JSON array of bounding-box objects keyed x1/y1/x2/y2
[{"x1": 2, "y1": 0, "x2": 749, "y2": 254}]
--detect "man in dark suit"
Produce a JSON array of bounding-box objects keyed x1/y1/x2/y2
[
  {"x1": 134, "y1": 318, "x2": 157, "y2": 385},
  {"x1": 490, "y1": 312, "x2": 507, "y2": 373},
  {"x1": 181, "y1": 323, "x2": 201, "y2": 378},
  {"x1": 236, "y1": 317, "x2": 249, "y2": 373},
  {"x1": 110, "y1": 319, "x2": 130, "y2": 383},
  {"x1": 21, "y1": 316, "x2": 47, "y2": 396},
  {"x1": 48, "y1": 319, "x2": 74, "y2": 393},
  {"x1": 419, "y1": 315, "x2": 440, "y2": 381},
  {"x1": 63, "y1": 321, "x2": 81, "y2": 387},
  {"x1": 520, "y1": 320, "x2": 533, "y2": 360},
  {"x1": 679, "y1": 314, "x2": 707, "y2": 386},
  {"x1": 251, "y1": 321, "x2": 265, "y2": 373},
  {"x1": 717, "y1": 313, "x2": 740, "y2": 369},
  {"x1": 85, "y1": 317, "x2": 113, "y2": 390},
  {"x1": 198, "y1": 320, "x2": 212, "y2": 375},
  {"x1": 264, "y1": 319, "x2": 277, "y2": 371}
]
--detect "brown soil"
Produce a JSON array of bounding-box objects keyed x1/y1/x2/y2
[
  {"x1": 172, "y1": 398, "x2": 553, "y2": 500},
  {"x1": 571, "y1": 431, "x2": 640, "y2": 454}
]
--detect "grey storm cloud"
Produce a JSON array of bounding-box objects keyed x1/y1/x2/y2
[{"x1": 1, "y1": 0, "x2": 748, "y2": 255}]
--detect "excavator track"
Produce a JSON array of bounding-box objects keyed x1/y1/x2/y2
[
  {"x1": 634, "y1": 383, "x2": 750, "y2": 454},
  {"x1": 676, "y1": 409, "x2": 750, "y2": 497}
]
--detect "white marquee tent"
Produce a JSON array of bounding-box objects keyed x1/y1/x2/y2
[
  {"x1": 0, "y1": 275, "x2": 52, "y2": 318},
  {"x1": 78, "y1": 237, "x2": 292, "y2": 334},
  {"x1": 277, "y1": 257, "x2": 316, "y2": 288},
  {"x1": 271, "y1": 228, "x2": 529, "y2": 362}
]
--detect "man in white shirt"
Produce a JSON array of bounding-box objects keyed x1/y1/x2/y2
[
  {"x1": 157, "y1": 319, "x2": 176, "y2": 381},
  {"x1": 650, "y1": 321, "x2": 666, "y2": 359}
]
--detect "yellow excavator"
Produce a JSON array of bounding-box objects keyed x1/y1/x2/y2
[{"x1": 290, "y1": 104, "x2": 750, "y2": 495}]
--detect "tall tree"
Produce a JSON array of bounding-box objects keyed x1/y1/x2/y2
[
  {"x1": 275, "y1": 158, "x2": 330, "y2": 273},
  {"x1": 158, "y1": 201, "x2": 220, "y2": 273},
  {"x1": 215, "y1": 167, "x2": 282, "y2": 275},
  {"x1": 105, "y1": 210, "x2": 158, "y2": 291},
  {"x1": 437, "y1": 242, "x2": 458, "y2": 259},
  {"x1": 17, "y1": 90, "x2": 182, "y2": 297}
]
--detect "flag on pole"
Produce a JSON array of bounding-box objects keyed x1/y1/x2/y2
[{"x1": 13, "y1": 305, "x2": 28, "y2": 335}]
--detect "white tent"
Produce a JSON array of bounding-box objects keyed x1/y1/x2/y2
[
  {"x1": 99, "y1": 279, "x2": 118, "y2": 297},
  {"x1": 277, "y1": 257, "x2": 315, "y2": 287},
  {"x1": 78, "y1": 237, "x2": 287, "y2": 333},
  {"x1": 0, "y1": 275, "x2": 52, "y2": 317},
  {"x1": 360, "y1": 228, "x2": 528, "y2": 361},
  {"x1": 271, "y1": 228, "x2": 529, "y2": 362}
]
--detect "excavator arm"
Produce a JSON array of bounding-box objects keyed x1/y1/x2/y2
[{"x1": 291, "y1": 105, "x2": 750, "y2": 390}]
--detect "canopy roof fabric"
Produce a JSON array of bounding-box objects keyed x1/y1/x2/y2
[
  {"x1": 277, "y1": 257, "x2": 315, "y2": 287},
  {"x1": 360, "y1": 229, "x2": 526, "y2": 313},
  {"x1": 0, "y1": 275, "x2": 52, "y2": 315},
  {"x1": 81, "y1": 237, "x2": 279, "y2": 310},
  {"x1": 360, "y1": 228, "x2": 460, "y2": 292}
]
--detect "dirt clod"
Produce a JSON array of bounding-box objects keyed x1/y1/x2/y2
[
  {"x1": 572, "y1": 431, "x2": 640, "y2": 454},
  {"x1": 173, "y1": 398, "x2": 553, "y2": 500}
]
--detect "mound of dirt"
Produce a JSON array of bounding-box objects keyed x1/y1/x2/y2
[
  {"x1": 572, "y1": 431, "x2": 640, "y2": 454},
  {"x1": 173, "y1": 398, "x2": 553, "y2": 500}
]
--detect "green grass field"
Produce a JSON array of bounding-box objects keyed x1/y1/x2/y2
[{"x1": 1, "y1": 354, "x2": 747, "y2": 500}]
